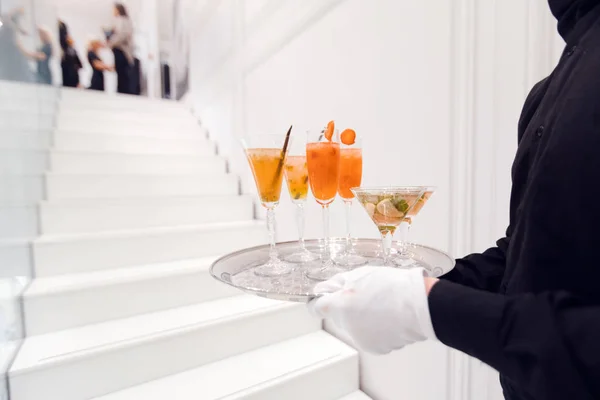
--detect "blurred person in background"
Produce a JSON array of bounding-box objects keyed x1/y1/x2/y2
[
  {"x1": 58, "y1": 19, "x2": 68, "y2": 51},
  {"x1": 87, "y1": 39, "x2": 113, "y2": 91},
  {"x1": 105, "y1": 2, "x2": 133, "y2": 94},
  {"x1": 0, "y1": 5, "x2": 34, "y2": 83},
  {"x1": 61, "y1": 35, "x2": 82, "y2": 87},
  {"x1": 58, "y1": 20, "x2": 80, "y2": 87},
  {"x1": 18, "y1": 26, "x2": 53, "y2": 85}
]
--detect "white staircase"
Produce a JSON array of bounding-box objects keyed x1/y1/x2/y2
[{"x1": 4, "y1": 88, "x2": 369, "y2": 400}]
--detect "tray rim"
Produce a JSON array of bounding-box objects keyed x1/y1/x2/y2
[{"x1": 209, "y1": 238, "x2": 455, "y2": 301}]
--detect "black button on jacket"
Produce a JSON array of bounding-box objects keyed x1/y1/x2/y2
[{"x1": 429, "y1": 1, "x2": 600, "y2": 399}]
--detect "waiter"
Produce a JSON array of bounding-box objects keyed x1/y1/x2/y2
[{"x1": 309, "y1": 1, "x2": 600, "y2": 399}]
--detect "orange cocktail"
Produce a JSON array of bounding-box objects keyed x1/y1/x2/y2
[
  {"x1": 306, "y1": 142, "x2": 340, "y2": 205},
  {"x1": 245, "y1": 148, "x2": 285, "y2": 206},
  {"x1": 333, "y1": 132, "x2": 368, "y2": 268},
  {"x1": 284, "y1": 156, "x2": 309, "y2": 201},
  {"x1": 338, "y1": 148, "x2": 362, "y2": 199},
  {"x1": 241, "y1": 134, "x2": 291, "y2": 277},
  {"x1": 283, "y1": 141, "x2": 320, "y2": 263},
  {"x1": 305, "y1": 124, "x2": 344, "y2": 281}
]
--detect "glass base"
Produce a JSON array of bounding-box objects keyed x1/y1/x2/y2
[
  {"x1": 334, "y1": 253, "x2": 369, "y2": 268},
  {"x1": 305, "y1": 264, "x2": 346, "y2": 281},
  {"x1": 283, "y1": 250, "x2": 320, "y2": 264},
  {"x1": 253, "y1": 260, "x2": 292, "y2": 277},
  {"x1": 392, "y1": 255, "x2": 417, "y2": 268}
]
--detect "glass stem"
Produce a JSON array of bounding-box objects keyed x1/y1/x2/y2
[
  {"x1": 295, "y1": 202, "x2": 306, "y2": 251},
  {"x1": 266, "y1": 207, "x2": 278, "y2": 263},
  {"x1": 381, "y1": 230, "x2": 392, "y2": 266},
  {"x1": 344, "y1": 200, "x2": 353, "y2": 254},
  {"x1": 322, "y1": 204, "x2": 331, "y2": 266},
  {"x1": 398, "y1": 221, "x2": 410, "y2": 255}
]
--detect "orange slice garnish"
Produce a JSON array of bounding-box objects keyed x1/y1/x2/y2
[
  {"x1": 340, "y1": 129, "x2": 356, "y2": 145},
  {"x1": 324, "y1": 120, "x2": 335, "y2": 141}
]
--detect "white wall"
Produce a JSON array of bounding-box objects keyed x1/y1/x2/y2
[{"x1": 188, "y1": 1, "x2": 564, "y2": 399}]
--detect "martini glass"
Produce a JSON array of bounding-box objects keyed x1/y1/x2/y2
[
  {"x1": 242, "y1": 134, "x2": 292, "y2": 277},
  {"x1": 305, "y1": 128, "x2": 344, "y2": 281},
  {"x1": 334, "y1": 135, "x2": 368, "y2": 267},
  {"x1": 352, "y1": 187, "x2": 425, "y2": 266},
  {"x1": 393, "y1": 187, "x2": 436, "y2": 267},
  {"x1": 282, "y1": 136, "x2": 320, "y2": 263}
]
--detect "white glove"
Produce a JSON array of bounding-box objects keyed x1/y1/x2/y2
[{"x1": 308, "y1": 266, "x2": 437, "y2": 354}]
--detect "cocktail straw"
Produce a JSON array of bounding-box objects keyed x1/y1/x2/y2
[{"x1": 272, "y1": 125, "x2": 292, "y2": 186}]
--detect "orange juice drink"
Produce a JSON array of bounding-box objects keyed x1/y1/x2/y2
[
  {"x1": 338, "y1": 148, "x2": 362, "y2": 200},
  {"x1": 306, "y1": 142, "x2": 340, "y2": 205},
  {"x1": 245, "y1": 148, "x2": 285, "y2": 205},
  {"x1": 284, "y1": 156, "x2": 309, "y2": 201}
]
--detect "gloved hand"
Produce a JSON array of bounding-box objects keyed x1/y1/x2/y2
[{"x1": 308, "y1": 266, "x2": 437, "y2": 354}]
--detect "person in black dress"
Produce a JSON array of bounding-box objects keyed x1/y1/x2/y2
[
  {"x1": 105, "y1": 3, "x2": 134, "y2": 94},
  {"x1": 61, "y1": 35, "x2": 82, "y2": 87},
  {"x1": 87, "y1": 40, "x2": 113, "y2": 91},
  {"x1": 59, "y1": 20, "x2": 69, "y2": 85}
]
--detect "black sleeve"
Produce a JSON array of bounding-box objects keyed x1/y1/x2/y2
[
  {"x1": 441, "y1": 228, "x2": 510, "y2": 292},
  {"x1": 429, "y1": 280, "x2": 600, "y2": 400},
  {"x1": 88, "y1": 52, "x2": 99, "y2": 68}
]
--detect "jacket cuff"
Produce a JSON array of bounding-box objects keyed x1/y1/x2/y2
[{"x1": 428, "y1": 280, "x2": 506, "y2": 364}]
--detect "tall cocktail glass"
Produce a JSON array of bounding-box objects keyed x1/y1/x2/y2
[
  {"x1": 283, "y1": 136, "x2": 320, "y2": 263},
  {"x1": 242, "y1": 134, "x2": 291, "y2": 277},
  {"x1": 305, "y1": 128, "x2": 343, "y2": 281},
  {"x1": 334, "y1": 134, "x2": 368, "y2": 267}
]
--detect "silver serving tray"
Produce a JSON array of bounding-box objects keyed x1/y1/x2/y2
[{"x1": 210, "y1": 238, "x2": 455, "y2": 303}]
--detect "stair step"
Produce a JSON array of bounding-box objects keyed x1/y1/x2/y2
[
  {"x1": 23, "y1": 257, "x2": 239, "y2": 334},
  {"x1": 9, "y1": 297, "x2": 320, "y2": 400},
  {"x1": 56, "y1": 117, "x2": 201, "y2": 133},
  {"x1": 0, "y1": 81, "x2": 56, "y2": 102},
  {"x1": 0, "y1": 239, "x2": 32, "y2": 279},
  {"x1": 57, "y1": 107, "x2": 196, "y2": 122},
  {"x1": 0, "y1": 111, "x2": 54, "y2": 131},
  {"x1": 45, "y1": 173, "x2": 239, "y2": 199},
  {"x1": 40, "y1": 195, "x2": 253, "y2": 234},
  {"x1": 0, "y1": 150, "x2": 48, "y2": 175},
  {"x1": 55, "y1": 123, "x2": 206, "y2": 137},
  {"x1": 338, "y1": 392, "x2": 372, "y2": 400},
  {"x1": 49, "y1": 151, "x2": 226, "y2": 174},
  {"x1": 0, "y1": 341, "x2": 19, "y2": 391},
  {"x1": 0, "y1": 129, "x2": 52, "y2": 150},
  {"x1": 55, "y1": 126, "x2": 208, "y2": 140},
  {"x1": 33, "y1": 221, "x2": 266, "y2": 276},
  {"x1": 60, "y1": 88, "x2": 187, "y2": 110},
  {"x1": 0, "y1": 206, "x2": 38, "y2": 238},
  {"x1": 90, "y1": 331, "x2": 357, "y2": 400},
  {"x1": 0, "y1": 175, "x2": 45, "y2": 206},
  {"x1": 53, "y1": 131, "x2": 215, "y2": 155}
]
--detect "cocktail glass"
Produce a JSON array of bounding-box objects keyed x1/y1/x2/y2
[
  {"x1": 241, "y1": 134, "x2": 292, "y2": 277},
  {"x1": 352, "y1": 187, "x2": 425, "y2": 266},
  {"x1": 305, "y1": 128, "x2": 344, "y2": 281},
  {"x1": 282, "y1": 136, "x2": 320, "y2": 263},
  {"x1": 333, "y1": 135, "x2": 368, "y2": 268},
  {"x1": 393, "y1": 187, "x2": 437, "y2": 267}
]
